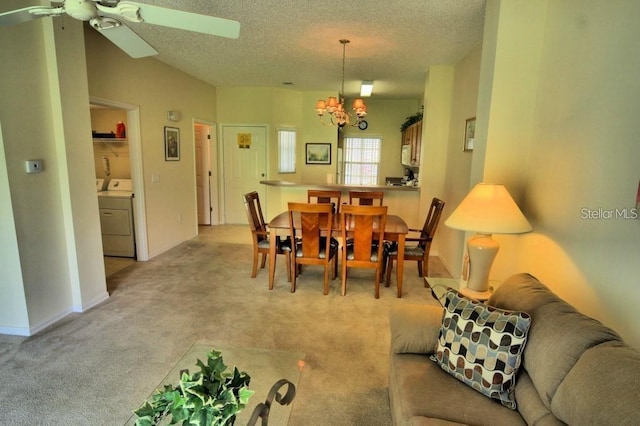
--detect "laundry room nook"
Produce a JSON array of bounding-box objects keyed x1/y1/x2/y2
[
  {"x1": 91, "y1": 106, "x2": 130, "y2": 182},
  {"x1": 91, "y1": 105, "x2": 137, "y2": 273}
]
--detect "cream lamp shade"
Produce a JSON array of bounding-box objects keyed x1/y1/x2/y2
[{"x1": 445, "y1": 183, "x2": 532, "y2": 299}]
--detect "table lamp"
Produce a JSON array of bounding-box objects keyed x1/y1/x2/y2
[{"x1": 445, "y1": 183, "x2": 532, "y2": 299}]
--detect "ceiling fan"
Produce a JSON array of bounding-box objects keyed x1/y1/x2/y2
[{"x1": 0, "y1": 0, "x2": 240, "y2": 58}]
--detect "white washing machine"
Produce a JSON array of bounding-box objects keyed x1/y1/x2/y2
[{"x1": 98, "y1": 179, "x2": 135, "y2": 258}]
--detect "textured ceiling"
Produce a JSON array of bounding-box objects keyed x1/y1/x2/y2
[{"x1": 104, "y1": 0, "x2": 487, "y2": 99}]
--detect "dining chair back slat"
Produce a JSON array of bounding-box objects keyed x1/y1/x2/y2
[
  {"x1": 243, "y1": 191, "x2": 291, "y2": 281},
  {"x1": 308, "y1": 190, "x2": 342, "y2": 213},
  {"x1": 349, "y1": 190, "x2": 384, "y2": 206},
  {"x1": 385, "y1": 197, "x2": 445, "y2": 286},
  {"x1": 341, "y1": 204, "x2": 388, "y2": 298},
  {"x1": 288, "y1": 202, "x2": 339, "y2": 294},
  {"x1": 351, "y1": 215, "x2": 376, "y2": 261},
  {"x1": 300, "y1": 211, "x2": 321, "y2": 257}
]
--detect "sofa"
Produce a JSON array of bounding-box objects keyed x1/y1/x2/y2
[{"x1": 388, "y1": 273, "x2": 640, "y2": 425}]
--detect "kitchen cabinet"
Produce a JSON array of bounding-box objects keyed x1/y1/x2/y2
[{"x1": 401, "y1": 120, "x2": 422, "y2": 167}]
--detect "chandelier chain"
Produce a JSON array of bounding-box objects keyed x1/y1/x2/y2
[{"x1": 340, "y1": 39, "x2": 348, "y2": 97}]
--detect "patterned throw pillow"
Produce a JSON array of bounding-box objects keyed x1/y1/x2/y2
[{"x1": 429, "y1": 288, "x2": 531, "y2": 409}]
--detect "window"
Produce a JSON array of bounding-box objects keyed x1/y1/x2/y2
[
  {"x1": 278, "y1": 128, "x2": 296, "y2": 173},
  {"x1": 343, "y1": 136, "x2": 381, "y2": 185}
]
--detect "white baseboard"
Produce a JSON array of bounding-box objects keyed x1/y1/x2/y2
[
  {"x1": 28, "y1": 307, "x2": 74, "y2": 336},
  {"x1": 73, "y1": 291, "x2": 110, "y2": 313},
  {"x1": 0, "y1": 291, "x2": 110, "y2": 337},
  {"x1": 0, "y1": 325, "x2": 30, "y2": 336}
]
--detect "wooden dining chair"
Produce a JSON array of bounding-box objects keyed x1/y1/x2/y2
[
  {"x1": 307, "y1": 190, "x2": 342, "y2": 213},
  {"x1": 340, "y1": 204, "x2": 388, "y2": 298},
  {"x1": 385, "y1": 197, "x2": 445, "y2": 287},
  {"x1": 288, "y1": 202, "x2": 339, "y2": 294},
  {"x1": 349, "y1": 190, "x2": 384, "y2": 206},
  {"x1": 243, "y1": 191, "x2": 291, "y2": 281}
]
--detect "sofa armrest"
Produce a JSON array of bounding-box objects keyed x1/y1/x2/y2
[{"x1": 389, "y1": 304, "x2": 444, "y2": 354}]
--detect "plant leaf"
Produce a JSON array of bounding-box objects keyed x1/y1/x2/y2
[{"x1": 134, "y1": 348, "x2": 254, "y2": 426}]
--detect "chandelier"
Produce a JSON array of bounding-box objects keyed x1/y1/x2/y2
[{"x1": 314, "y1": 39, "x2": 368, "y2": 129}]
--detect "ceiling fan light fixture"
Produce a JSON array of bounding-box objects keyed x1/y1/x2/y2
[
  {"x1": 90, "y1": 16, "x2": 121, "y2": 31},
  {"x1": 97, "y1": 2, "x2": 143, "y2": 23},
  {"x1": 360, "y1": 81, "x2": 374, "y2": 97},
  {"x1": 0, "y1": 0, "x2": 241, "y2": 59},
  {"x1": 314, "y1": 39, "x2": 368, "y2": 129},
  {"x1": 65, "y1": 1, "x2": 98, "y2": 21}
]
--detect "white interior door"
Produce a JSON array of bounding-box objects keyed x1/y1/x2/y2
[
  {"x1": 194, "y1": 123, "x2": 211, "y2": 225},
  {"x1": 222, "y1": 125, "x2": 267, "y2": 224}
]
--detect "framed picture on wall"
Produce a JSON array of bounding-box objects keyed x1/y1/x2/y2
[
  {"x1": 464, "y1": 117, "x2": 476, "y2": 152},
  {"x1": 165, "y1": 126, "x2": 180, "y2": 161},
  {"x1": 306, "y1": 143, "x2": 331, "y2": 164}
]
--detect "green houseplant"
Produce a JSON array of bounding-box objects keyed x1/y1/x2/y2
[
  {"x1": 134, "y1": 349, "x2": 255, "y2": 426},
  {"x1": 400, "y1": 112, "x2": 423, "y2": 132}
]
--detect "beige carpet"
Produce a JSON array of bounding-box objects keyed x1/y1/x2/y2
[{"x1": 0, "y1": 225, "x2": 450, "y2": 425}]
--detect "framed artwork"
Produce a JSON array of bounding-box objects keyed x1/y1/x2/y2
[
  {"x1": 464, "y1": 117, "x2": 476, "y2": 152},
  {"x1": 237, "y1": 133, "x2": 252, "y2": 149},
  {"x1": 164, "y1": 126, "x2": 180, "y2": 161},
  {"x1": 306, "y1": 143, "x2": 331, "y2": 164}
]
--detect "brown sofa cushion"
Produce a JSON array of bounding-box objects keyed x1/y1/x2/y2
[
  {"x1": 513, "y1": 371, "x2": 565, "y2": 425},
  {"x1": 489, "y1": 273, "x2": 622, "y2": 409},
  {"x1": 552, "y1": 341, "x2": 640, "y2": 425},
  {"x1": 389, "y1": 352, "x2": 526, "y2": 426},
  {"x1": 389, "y1": 304, "x2": 443, "y2": 354}
]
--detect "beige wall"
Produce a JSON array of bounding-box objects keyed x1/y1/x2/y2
[
  {"x1": 0, "y1": 1, "x2": 49, "y2": 333},
  {"x1": 467, "y1": 0, "x2": 640, "y2": 348},
  {"x1": 84, "y1": 27, "x2": 218, "y2": 257},
  {"x1": 423, "y1": 45, "x2": 483, "y2": 274},
  {"x1": 521, "y1": 0, "x2": 640, "y2": 348},
  {"x1": 0, "y1": 2, "x2": 108, "y2": 334}
]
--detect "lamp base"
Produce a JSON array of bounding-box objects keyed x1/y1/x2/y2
[
  {"x1": 466, "y1": 233, "x2": 499, "y2": 294},
  {"x1": 459, "y1": 286, "x2": 492, "y2": 301}
]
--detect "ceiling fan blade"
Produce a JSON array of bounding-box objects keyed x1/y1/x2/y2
[
  {"x1": 92, "y1": 20, "x2": 158, "y2": 58},
  {"x1": 115, "y1": 1, "x2": 240, "y2": 39},
  {"x1": 0, "y1": 6, "x2": 62, "y2": 27}
]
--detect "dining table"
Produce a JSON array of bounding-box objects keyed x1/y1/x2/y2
[{"x1": 267, "y1": 210, "x2": 409, "y2": 297}]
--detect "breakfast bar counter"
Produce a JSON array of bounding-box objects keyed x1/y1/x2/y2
[
  {"x1": 261, "y1": 180, "x2": 422, "y2": 230},
  {"x1": 260, "y1": 180, "x2": 420, "y2": 192}
]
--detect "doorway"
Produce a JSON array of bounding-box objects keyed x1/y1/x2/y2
[
  {"x1": 90, "y1": 97, "x2": 149, "y2": 261},
  {"x1": 194, "y1": 120, "x2": 218, "y2": 226},
  {"x1": 221, "y1": 125, "x2": 267, "y2": 224}
]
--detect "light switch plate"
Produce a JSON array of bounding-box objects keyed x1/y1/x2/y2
[{"x1": 25, "y1": 159, "x2": 43, "y2": 173}]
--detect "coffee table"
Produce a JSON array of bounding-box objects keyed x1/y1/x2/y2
[{"x1": 127, "y1": 344, "x2": 305, "y2": 425}]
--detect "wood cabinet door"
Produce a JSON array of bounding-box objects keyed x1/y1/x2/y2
[{"x1": 411, "y1": 121, "x2": 422, "y2": 166}]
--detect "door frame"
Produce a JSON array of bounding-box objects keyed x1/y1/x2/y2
[
  {"x1": 193, "y1": 119, "x2": 218, "y2": 226},
  {"x1": 90, "y1": 96, "x2": 149, "y2": 261},
  {"x1": 218, "y1": 123, "x2": 269, "y2": 224}
]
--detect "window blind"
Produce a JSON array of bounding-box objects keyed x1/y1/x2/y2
[
  {"x1": 278, "y1": 129, "x2": 296, "y2": 173},
  {"x1": 343, "y1": 136, "x2": 381, "y2": 185}
]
